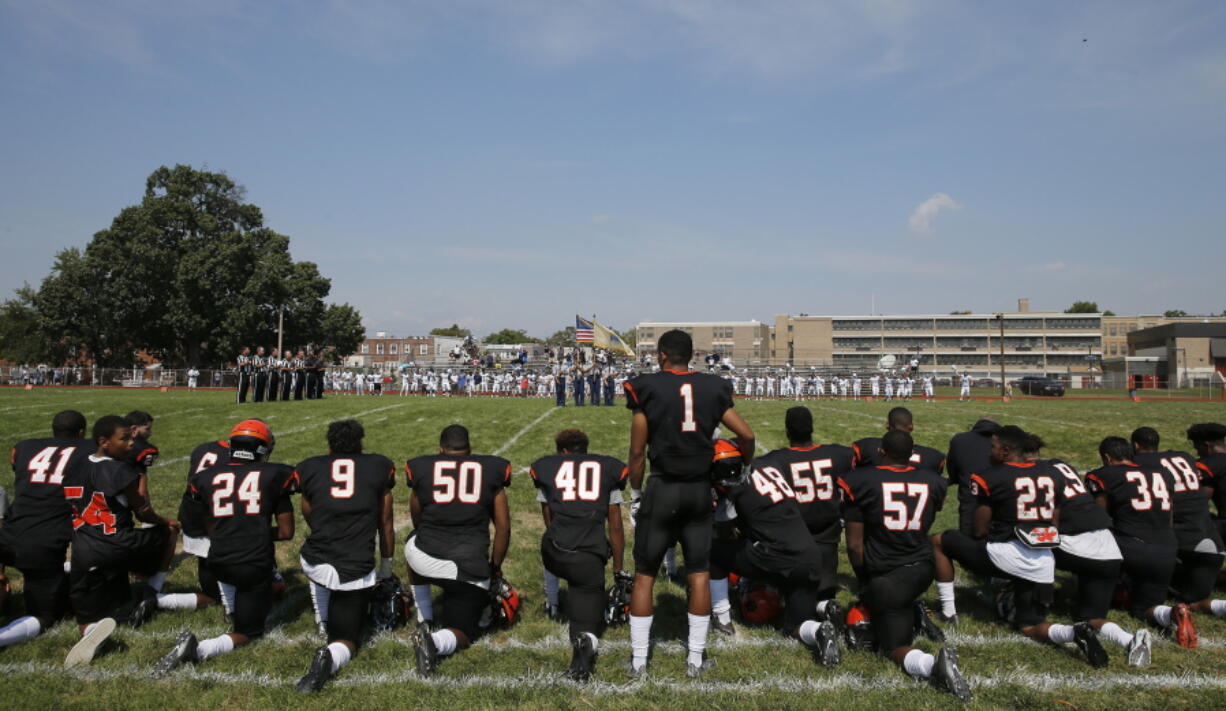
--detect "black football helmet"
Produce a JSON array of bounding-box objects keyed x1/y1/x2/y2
[
  {"x1": 604, "y1": 570, "x2": 634, "y2": 627},
  {"x1": 711, "y1": 439, "x2": 744, "y2": 490},
  {"x1": 368, "y1": 574, "x2": 412, "y2": 632}
]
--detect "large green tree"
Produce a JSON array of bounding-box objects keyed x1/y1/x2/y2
[
  {"x1": 32, "y1": 165, "x2": 363, "y2": 366},
  {"x1": 546, "y1": 326, "x2": 576, "y2": 346},
  {"x1": 484, "y1": 328, "x2": 539, "y2": 345},
  {"x1": 1064, "y1": 301, "x2": 1100, "y2": 313},
  {"x1": 430, "y1": 324, "x2": 471, "y2": 338},
  {"x1": 0, "y1": 285, "x2": 65, "y2": 364}
]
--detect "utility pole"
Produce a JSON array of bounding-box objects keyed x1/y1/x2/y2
[
  {"x1": 277, "y1": 307, "x2": 284, "y2": 354},
  {"x1": 997, "y1": 313, "x2": 1006, "y2": 398}
]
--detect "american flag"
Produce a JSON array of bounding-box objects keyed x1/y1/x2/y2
[{"x1": 575, "y1": 315, "x2": 595, "y2": 343}]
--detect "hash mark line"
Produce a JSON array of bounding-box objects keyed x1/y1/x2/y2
[
  {"x1": 492, "y1": 407, "x2": 557, "y2": 457},
  {"x1": 4, "y1": 662, "x2": 1226, "y2": 694}
]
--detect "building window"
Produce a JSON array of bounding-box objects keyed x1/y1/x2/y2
[
  {"x1": 390, "y1": 344, "x2": 398, "y2": 355},
  {"x1": 419, "y1": 344, "x2": 429, "y2": 355},
  {"x1": 376, "y1": 343, "x2": 384, "y2": 355},
  {"x1": 1109, "y1": 325, "x2": 1118, "y2": 336},
  {"x1": 361, "y1": 344, "x2": 370, "y2": 354}
]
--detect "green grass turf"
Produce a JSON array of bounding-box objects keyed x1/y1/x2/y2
[{"x1": 2, "y1": 387, "x2": 1226, "y2": 710}]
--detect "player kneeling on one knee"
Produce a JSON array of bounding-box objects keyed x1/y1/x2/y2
[
  {"x1": 839, "y1": 430, "x2": 970, "y2": 700},
  {"x1": 931, "y1": 425, "x2": 1109, "y2": 668},
  {"x1": 405, "y1": 424, "x2": 511, "y2": 676},
  {"x1": 293, "y1": 419, "x2": 397, "y2": 692},
  {"x1": 64, "y1": 415, "x2": 180, "y2": 668},
  {"x1": 530, "y1": 428, "x2": 628, "y2": 681},
  {"x1": 154, "y1": 420, "x2": 295, "y2": 676},
  {"x1": 707, "y1": 440, "x2": 842, "y2": 668}
]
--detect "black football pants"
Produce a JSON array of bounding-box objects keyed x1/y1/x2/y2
[
  {"x1": 253, "y1": 373, "x2": 266, "y2": 402},
  {"x1": 1053, "y1": 548, "x2": 1120, "y2": 621},
  {"x1": 633, "y1": 477, "x2": 712, "y2": 576},
  {"x1": 1114, "y1": 535, "x2": 1177, "y2": 617},
  {"x1": 267, "y1": 373, "x2": 279, "y2": 402},
  {"x1": 1173, "y1": 549, "x2": 1224, "y2": 604},
  {"x1": 236, "y1": 373, "x2": 250, "y2": 403},
  {"x1": 541, "y1": 539, "x2": 606, "y2": 638},
  {"x1": 210, "y1": 561, "x2": 272, "y2": 638},
  {"x1": 864, "y1": 560, "x2": 934, "y2": 655}
]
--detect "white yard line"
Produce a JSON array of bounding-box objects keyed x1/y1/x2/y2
[
  {"x1": 492, "y1": 407, "x2": 557, "y2": 457},
  {"x1": 3, "y1": 660, "x2": 1225, "y2": 693}
]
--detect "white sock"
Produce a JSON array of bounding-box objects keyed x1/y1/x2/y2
[
  {"x1": 629, "y1": 614, "x2": 652, "y2": 667},
  {"x1": 310, "y1": 583, "x2": 331, "y2": 625},
  {"x1": 431, "y1": 629, "x2": 458, "y2": 656},
  {"x1": 1153, "y1": 605, "x2": 1173, "y2": 628},
  {"x1": 327, "y1": 642, "x2": 351, "y2": 672},
  {"x1": 797, "y1": 619, "x2": 820, "y2": 645},
  {"x1": 1211, "y1": 600, "x2": 1226, "y2": 617},
  {"x1": 0, "y1": 616, "x2": 41, "y2": 648},
  {"x1": 1047, "y1": 623, "x2": 1075, "y2": 644},
  {"x1": 903, "y1": 649, "x2": 935, "y2": 678},
  {"x1": 937, "y1": 581, "x2": 957, "y2": 617},
  {"x1": 196, "y1": 634, "x2": 235, "y2": 661},
  {"x1": 710, "y1": 578, "x2": 731, "y2": 623},
  {"x1": 147, "y1": 572, "x2": 167, "y2": 592},
  {"x1": 663, "y1": 548, "x2": 677, "y2": 575},
  {"x1": 543, "y1": 571, "x2": 560, "y2": 607},
  {"x1": 583, "y1": 631, "x2": 599, "y2": 652},
  {"x1": 686, "y1": 612, "x2": 709, "y2": 667},
  {"x1": 413, "y1": 585, "x2": 434, "y2": 622},
  {"x1": 157, "y1": 593, "x2": 198, "y2": 610},
  {"x1": 815, "y1": 599, "x2": 831, "y2": 618},
  {"x1": 1098, "y1": 621, "x2": 1133, "y2": 648}
]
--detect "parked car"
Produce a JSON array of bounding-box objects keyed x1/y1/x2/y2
[
  {"x1": 1014, "y1": 376, "x2": 1066, "y2": 397},
  {"x1": 974, "y1": 378, "x2": 997, "y2": 388}
]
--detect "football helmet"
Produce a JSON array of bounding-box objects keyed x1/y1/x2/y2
[
  {"x1": 604, "y1": 570, "x2": 634, "y2": 627},
  {"x1": 488, "y1": 576, "x2": 521, "y2": 629},
  {"x1": 229, "y1": 419, "x2": 272, "y2": 461},
  {"x1": 740, "y1": 586, "x2": 781, "y2": 625},
  {"x1": 711, "y1": 439, "x2": 744, "y2": 489},
  {"x1": 843, "y1": 603, "x2": 874, "y2": 651},
  {"x1": 369, "y1": 574, "x2": 413, "y2": 632}
]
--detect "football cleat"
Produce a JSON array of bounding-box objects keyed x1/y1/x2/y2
[
  {"x1": 930, "y1": 646, "x2": 973, "y2": 702},
  {"x1": 936, "y1": 611, "x2": 960, "y2": 626},
  {"x1": 814, "y1": 620, "x2": 841, "y2": 668},
  {"x1": 914, "y1": 601, "x2": 946, "y2": 642},
  {"x1": 1171, "y1": 602, "x2": 1198, "y2": 649},
  {"x1": 1127, "y1": 628, "x2": 1152, "y2": 667},
  {"x1": 153, "y1": 631, "x2": 198, "y2": 678},
  {"x1": 1073, "y1": 622, "x2": 1108, "y2": 668},
  {"x1": 685, "y1": 653, "x2": 716, "y2": 679},
  {"x1": 820, "y1": 599, "x2": 845, "y2": 637},
  {"x1": 295, "y1": 646, "x2": 334, "y2": 693},
  {"x1": 128, "y1": 586, "x2": 159, "y2": 628},
  {"x1": 566, "y1": 634, "x2": 597, "y2": 682},
  {"x1": 711, "y1": 616, "x2": 737, "y2": 636},
  {"x1": 413, "y1": 625, "x2": 439, "y2": 677},
  {"x1": 624, "y1": 658, "x2": 648, "y2": 679},
  {"x1": 64, "y1": 617, "x2": 117, "y2": 668}
]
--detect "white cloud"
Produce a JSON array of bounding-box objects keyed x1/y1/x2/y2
[{"x1": 907, "y1": 193, "x2": 961, "y2": 235}]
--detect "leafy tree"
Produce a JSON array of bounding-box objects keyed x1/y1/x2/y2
[
  {"x1": 484, "y1": 328, "x2": 539, "y2": 345},
  {"x1": 1163, "y1": 309, "x2": 1189, "y2": 318},
  {"x1": 619, "y1": 328, "x2": 637, "y2": 348},
  {"x1": 430, "y1": 324, "x2": 471, "y2": 338},
  {"x1": 1103, "y1": 310, "x2": 1115, "y2": 316},
  {"x1": 32, "y1": 165, "x2": 362, "y2": 366},
  {"x1": 1064, "y1": 301, "x2": 1100, "y2": 314},
  {"x1": 0, "y1": 286, "x2": 62, "y2": 364},
  {"x1": 546, "y1": 326, "x2": 576, "y2": 346}
]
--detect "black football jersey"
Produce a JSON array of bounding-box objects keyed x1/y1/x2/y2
[
  {"x1": 64, "y1": 456, "x2": 142, "y2": 563},
  {"x1": 1134, "y1": 451, "x2": 1218, "y2": 549},
  {"x1": 129, "y1": 436, "x2": 159, "y2": 474},
  {"x1": 723, "y1": 462, "x2": 820, "y2": 577},
  {"x1": 6, "y1": 437, "x2": 92, "y2": 549},
  {"x1": 189, "y1": 461, "x2": 294, "y2": 568},
  {"x1": 1086, "y1": 464, "x2": 1177, "y2": 546},
  {"x1": 295, "y1": 453, "x2": 396, "y2": 582},
  {"x1": 853, "y1": 436, "x2": 946, "y2": 474},
  {"x1": 407, "y1": 453, "x2": 511, "y2": 579},
  {"x1": 1048, "y1": 459, "x2": 1113, "y2": 535},
  {"x1": 178, "y1": 440, "x2": 231, "y2": 538},
  {"x1": 755, "y1": 445, "x2": 855, "y2": 543},
  {"x1": 969, "y1": 461, "x2": 1059, "y2": 542},
  {"x1": 1197, "y1": 453, "x2": 1226, "y2": 518},
  {"x1": 530, "y1": 453, "x2": 628, "y2": 558},
  {"x1": 624, "y1": 370, "x2": 734, "y2": 480},
  {"x1": 838, "y1": 464, "x2": 948, "y2": 575}
]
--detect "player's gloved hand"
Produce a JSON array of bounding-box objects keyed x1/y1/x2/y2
[
  {"x1": 629, "y1": 489, "x2": 643, "y2": 522},
  {"x1": 614, "y1": 570, "x2": 634, "y2": 587},
  {"x1": 377, "y1": 557, "x2": 394, "y2": 579}
]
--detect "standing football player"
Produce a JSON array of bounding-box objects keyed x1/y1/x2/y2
[
  {"x1": 838, "y1": 430, "x2": 969, "y2": 700},
  {"x1": 853, "y1": 407, "x2": 946, "y2": 473},
  {"x1": 63, "y1": 415, "x2": 180, "y2": 667},
  {"x1": 745, "y1": 407, "x2": 853, "y2": 627},
  {"x1": 1086, "y1": 437, "x2": 1193, "y2": 647},
  {"x1": 708, "y1": 440, "x2": 840, "y2": 666},
  {"x1": 292, "y1": 420, "x2": 396, "y2": 691},
  {"x1": 154, "y1": 420, "x2": 295, "y2": 675},
  {"x1": 0, "y1": 411, "x2": 91, "y2": 650},
  {"x1": 406, "y1": 425, "x2": 512, "y2": 676},
  {"x1": 530, "y1": 428, "x2": 628, "y2": 680},
  {"x1": 930, "y1": 426, "x2": 1108, "y2": 666},
  {"x1": 622, "y1": 329, "x2": 755, "y2": 677}
]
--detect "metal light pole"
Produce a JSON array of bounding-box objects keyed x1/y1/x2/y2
[
  {"x1": 277, "y1": 306, "x2": 285, "y2": 354},
  {"x1": 997, "y1": 313, "x2": 1006, "y2": 398}
]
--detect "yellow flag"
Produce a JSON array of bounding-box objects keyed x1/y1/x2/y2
[{"x1": 593, "y1": 319, "x2": 635, "y2": 357}]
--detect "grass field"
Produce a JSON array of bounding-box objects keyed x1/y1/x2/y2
[{"x1": 2, "y1": 387, "x2": 1226, "y2": 711}]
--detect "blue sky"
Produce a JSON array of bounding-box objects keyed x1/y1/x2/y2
[{"x1": 2, "y1": 1, "x2": 1223, "y2": 339}]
